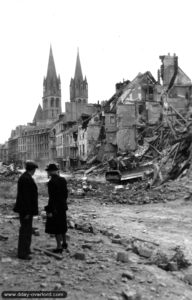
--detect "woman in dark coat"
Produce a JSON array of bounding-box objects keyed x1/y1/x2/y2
[{"x1": 44, "y1": 163, "x2": 68, "y2": 253}]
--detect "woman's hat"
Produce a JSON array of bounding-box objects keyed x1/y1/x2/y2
[{"x1": 45, "y1": 163, "x2": 59, "y2": 171}]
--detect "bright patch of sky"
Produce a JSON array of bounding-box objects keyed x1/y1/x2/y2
[{"x1": 0, "y1": 0, "x2": 191, "y2": 143}]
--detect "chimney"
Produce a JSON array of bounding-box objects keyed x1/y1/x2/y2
[
  {"x1": 157, "y1": 69, "x2": 161, "y2": 84},
  {"x1": 174, "y1": 55, "x2": 178, "y2": 73}
]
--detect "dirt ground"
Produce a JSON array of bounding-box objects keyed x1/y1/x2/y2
[{"x1": 1, "y1": 174, "x2": 192, "y2": 300}]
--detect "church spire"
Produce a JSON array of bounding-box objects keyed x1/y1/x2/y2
[
  {"x1": 42, "y1": 45, "x2": 61, "y2": 122},
  {"x1": 70, "y1": 49, "x2": 88, "y2": 103},
  {"x1": 74, "y1": 49, "x2": 83, "y2": 81},
  {"x1": 46, "y1": 45, "x2": 57, "y2": 81}
]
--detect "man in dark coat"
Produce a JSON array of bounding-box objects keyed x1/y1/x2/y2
[
  {"x1": 13, "y1": 161, "x2": 38, "y2": 260},
  {"x1": 45, "y1": 163, "x2": 68, "y2": 253}
]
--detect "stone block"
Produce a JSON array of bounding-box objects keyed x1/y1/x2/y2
[
  {"x1": 184, "y1": 273, "x2": 192, "y2": 285},
  {"x1": 116, "y1": 252, "x2": 130, "y2": 263},
  {"x1": 167, "y1": 261, "x2": 178, "y2": 271},
  {"x1": 122, "y1": 270, "x2": 134, "y2": 280},
  {"x1": 73, "y1": 252, "x2": 86, "y2": 261},
  {"x1": 122, "y1": 290, "x2": 141, "y2": 300}
]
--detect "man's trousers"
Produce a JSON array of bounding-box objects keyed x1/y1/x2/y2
[{"x1": 18, "y1": 215, "x2": 33, "y2": 258}]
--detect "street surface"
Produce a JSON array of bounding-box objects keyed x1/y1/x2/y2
[{"x1": 1, "y1": 173, "x2": 192, "y2": 300}]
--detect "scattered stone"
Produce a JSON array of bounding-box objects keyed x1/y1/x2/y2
[
  {"x1": 134, "y1": 243, "x2": 153, "y2": 258},
  {"x1": 32, "y1": 227, "x2": 40, "y2": 236},
  {"x1": 117, "y1": 252, "x2": 130, "y2": 263},
  {"x1": 107, "y1": 296, "x2": 119, "y2": 300},
  {"x1": 130, "y1": 265, "x2": 139, "y2": 272},
  {"x1": 60, "y1": 280, "x2": 65, "y2": 286},
  {"x1": 1, "y1": 257, "x2": 12, "y2": 263},
  {"x1": 40, "y1": 282, "x2": 47, "y2": 288},
  {"x1": 100, "y1": 229, "x2": 113, "y2": 237},
  {"x1": 112, "y1": 238, "x2": 122, "y2": 245},
  {"x1": 75, "y1": 222, "x2": 95, "y2": 234},
  {"x1": 159, "y1": 282, "x2": 166, "y2": 287},
  {"x1": 150, "y1": 249, "x2": 175, "y2": 270},
  {"x1": 68, "y1": 220, "x2": 75, "y2": 228},
  {"x1": 122, "y1": 289, "x2": 141, "y2": 300},
  {"x1": 139, "y1": 247, "x2": 153, "y2": 258},
  {"x1": 122, "y1": 270, "x2": 134, "y2": 280},
  {"x1": 82, "y1": 244, "x2": 92, "y2": 250},
  {"x1": 114, "y1": 234, "x2": 121, "y2": 239},
  {"x1": 138, "y1": 277, "x2": 145, "y2": 283},
  {"x1": 99, "y1": 264, "x2": 105, "y2": 269},
  {"x1": 39, "y1": 274, "x2": 47, "y2": 279},
  {"x1": 167, "y1": 261, "x2": 178, "y2": 271},
  {"x1": 54, "y1": 283, "x2": 62, "y2": 290},
  {"x1": 184, "y1": 273, "x2": 192, "y2": 285},
  {"x1": 0, "y1": 234, "x2": 8, "y2": 241},
  {"x1": 54, "y1": 270, "x2": 61, "y2": 276},
  {"x1": 86, "y1": 260, "x2": 97, "y2": 264},
  {"x1": 126, "y1": 243, "x2": 133, "y2": 251},
  {"x1": 172, "y1": 246, "x2": 191, "y2": 269},
  {"x1": 38, "y1": 259, "x2": 49, "y2": 265},
  {"x1": 73, "y1": 252, "x2": 86, "y2": 260}
]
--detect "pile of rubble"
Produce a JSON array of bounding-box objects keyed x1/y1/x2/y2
[
  {"x1": 84, "y1": 104, "x2": 192, "y2": 189},
  {"x1": 67, "y1": 176, "x2": 188, "y2": 205},
  {"x1": 0, "y1": 163, "x2": 21, "y2": 181}
]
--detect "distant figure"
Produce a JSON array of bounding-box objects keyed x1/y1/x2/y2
[
  {"x1": 13, "y1": 161, "x2": 38, "y2": 260},
  {"x1": 44, "y1": 163, "x2": 68, "y2": 253}
]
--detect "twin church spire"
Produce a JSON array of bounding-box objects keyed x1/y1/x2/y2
[
  {"x1": 70, "y1": 49, "x2": 88, "y2": 103},
  {"x1": 34, "y1": 46, "x2": 88, "y2": 125}
]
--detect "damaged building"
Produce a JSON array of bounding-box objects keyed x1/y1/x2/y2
[
  {"x1": 159, "y1": 53, "x2": 192, "y2": 122},
  {"x1": 96, "y1": 54, "x2": 192, "y2": 168},
  {"x1": 3, "y1": 52, "x2": 192, "y2": 170}
]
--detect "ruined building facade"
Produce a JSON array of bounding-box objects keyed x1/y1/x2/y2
[
  {"x1": 102, "y1": 53, "x2": 192, "y2": 157},
  {"x1": 4, "y1": 52, "x2": 192, "y2": 169}
]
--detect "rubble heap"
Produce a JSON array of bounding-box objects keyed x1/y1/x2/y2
[
  {"x1": 0, "y1": 163, "x2": 21, "y2": 181},
  {"x1": 67, "y1": 176, "x2": 187, "y2": 205},
  {"x1": 84, "y1": 108, "x2": 192, "y2": 188}
]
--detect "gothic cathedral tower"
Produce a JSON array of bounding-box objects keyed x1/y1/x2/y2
[
  {"x1": 42, "y1": 46, "x2": 61, "y2": 123},
  {"x1": 70, "y1": 50, "x2": 88, "y2": 103}
]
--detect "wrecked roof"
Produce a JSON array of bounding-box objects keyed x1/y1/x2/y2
[
  {"x1": 166, "y1": 66, "x2": 192, "y2": 86},
  {"x1": 118, "y1": 71, "x2": 157, "y2": 104}
]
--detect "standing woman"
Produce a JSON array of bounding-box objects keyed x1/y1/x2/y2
[{"x1": 44, "y1": 163, "x2": 68, "y2": 253}]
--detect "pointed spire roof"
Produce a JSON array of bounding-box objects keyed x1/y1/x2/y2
[
  {"x1": 74, "y1": 49, "x2": 83, "y2": 81},
  {"x1": 46, "y1": 45, "x2": 57, "y2": 80},
  {"x1": 33, "y1": 104, "x2": 43, "y2": 123}
]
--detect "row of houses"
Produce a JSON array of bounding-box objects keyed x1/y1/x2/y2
[{"x1": 1, "y1": 51, "x2": 192, "y2": 170}]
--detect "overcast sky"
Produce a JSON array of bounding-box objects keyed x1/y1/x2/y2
[{"x1": 0, "y1": 0, "x2": 191, "y2": 143}]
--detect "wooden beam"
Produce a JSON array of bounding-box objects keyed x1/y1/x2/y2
[{"x1": 33, "y1": 247, "x2": 63, "y2": 260}]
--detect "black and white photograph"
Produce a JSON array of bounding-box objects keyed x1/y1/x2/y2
[{"x1": 0, "y1": 0, "x2": 192, "y2": 299}]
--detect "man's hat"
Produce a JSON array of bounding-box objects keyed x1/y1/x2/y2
[
  {"x1": 25, "y1": 161, "x2": 38, "y2": 171},
  {"x1": 45, "y1": 163, "x2": 59, "y2": 171}
]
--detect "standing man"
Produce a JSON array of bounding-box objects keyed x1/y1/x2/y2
[
  {"x1": 44, "y1": 163, "x2": 68, "y2": 253},
  {"x1": 13, "y1": 161, "x2": 38, "y2": 260}
]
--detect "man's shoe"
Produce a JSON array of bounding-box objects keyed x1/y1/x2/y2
[
  {"x1": 52, "y1": 248, "x2": 63, "y2": 254},
  {"x1": 62, "y1": 242, "x2": 68, "y2": 249},
  {"x1": 18, "y1": 255, "x2": 32, "y2": 260}
]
